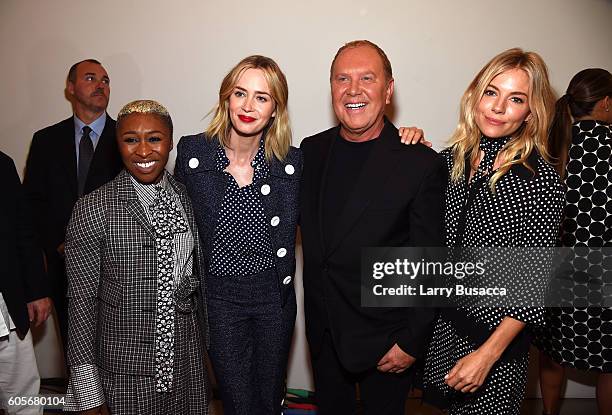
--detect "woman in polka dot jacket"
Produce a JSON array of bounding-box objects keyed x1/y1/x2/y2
[
  {"x1": 420, "y1": 49, "x2": 565, "y2": 414},
  {"x1": 536, "y1": 68, "x2": 612, "y2": 415},
  {"x1": 174, "y1": 56, "x2": 302, "y2": 415}
]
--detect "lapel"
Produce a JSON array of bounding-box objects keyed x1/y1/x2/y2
[
  {"x1": 167, "y1": 172, "x2": 204, "y2": 294},
  {"x1": 323, "y1": 120, "x2": 404, "y2": 258},
  {"x1": 196, "y1": 138, "x2": 229, "y2": 250},
  {"x1": 58, "y1": 117, "x2": 78, "y2": 198},
  {"x1": 87, "y1": 115, "x2": 117, "y2": 190},
  {"x1": 115, "y1": 169, "x2": 156, "y2": 238},
  {"x1": 167, "y1": 173, "x2": 199, "y2": 243},
  {"x1": 315, "y1": 127, "x2": 337, "y2": 257}
]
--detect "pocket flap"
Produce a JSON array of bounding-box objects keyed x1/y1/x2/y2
[{"x1": 98, "y1": 279, "x2": 122, "y2": 307}]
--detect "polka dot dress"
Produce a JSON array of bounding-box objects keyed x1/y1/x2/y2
[
  {"x1": 424, "y1": 138, "x2": 565, "y2": 414},
  {"x1": 209, "y1": 139, "x2": 275, "y2": 277},
  {"x1": 536, "y1": 120, "x2": 612, "y2": 373}
]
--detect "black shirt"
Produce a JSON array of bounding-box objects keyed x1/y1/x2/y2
[{"x1": 322, "y1": 132, "x2": 377, "y2": 248}]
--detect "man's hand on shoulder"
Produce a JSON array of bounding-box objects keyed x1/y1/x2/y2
[
  {"x1": 377, "y1": 343, "x2": 416, "y2": 373},
  {"x1": 398, "y1": 126, "x2": 432, "y2": 147}
]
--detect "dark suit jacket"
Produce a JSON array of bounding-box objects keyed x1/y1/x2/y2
[
  {"x1": 0, "y1": 151, "x2": 49, "y2": 337},
  {"x1": 65, "y1": 170, "x2": 208, "y2": 375},
  {"x1": 299, "y1": 120, "x2": 446, "y2": 372},
  {"x1": 23, "y1": 115, "x2": 122, "y2": 286},
  {"x1": 174, "y1": 134, "x2": 303, "y2": 306}
]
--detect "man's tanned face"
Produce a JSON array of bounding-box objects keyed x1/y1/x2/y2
[{"x1": 331, "y1": 45, "x2": 394, "y2": 142}]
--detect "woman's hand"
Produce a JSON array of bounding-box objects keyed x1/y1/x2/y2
[
  {"x1": 445, "y1": 317, "x2": 526, "y2": 393},
  {"x1": 398, "y1": 126, "x2": 432, "y2": 147},
  {"x1": 444, "y1": 348, "x2": 497, "y2": 393}
]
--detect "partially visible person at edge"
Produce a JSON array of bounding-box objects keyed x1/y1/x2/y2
[
  {"x1": 402, "y1": 48, "x2": 565, "y2": 415},
  {"x1": 535, "y1": 68, "x2": 612, "y2": 415},
  {"x1": 0, "y1": 151, "x2": 52, "y2": 415},
  {"x1": 174, "y1": 55, "x2": 300, "y2": 415},
  {"x1": 299, "y1": 40, "x2": 446, "y2": 415},
  {"x1": 63, "y1": 100, "x2": 209, "y2": 414}
]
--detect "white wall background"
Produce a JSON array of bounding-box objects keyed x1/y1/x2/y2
[{"x1": 1, "y1": 0, "x2": 611, "y2": 399}]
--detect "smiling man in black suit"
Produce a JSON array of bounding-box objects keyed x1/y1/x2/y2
[
  {"x1": 23, "y1": 59, "x2": 122, "y2": 357},
  {"x1": 299, "y1": 40, "x2": 446, "y2": 414}
]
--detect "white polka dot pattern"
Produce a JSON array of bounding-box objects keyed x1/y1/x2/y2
[
  {"x1": 209, "y1": 140, "x2": 275, "y2": 277},
  {"x1": 425, "y1": 138, "x2": 565, "y2": 413},
  {"x1": 536, "y1": 120, "x2": 612, "y2": 373}
]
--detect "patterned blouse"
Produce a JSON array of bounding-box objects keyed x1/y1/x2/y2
[
  {"x1": 441, "y1": 137, "x2": 565, "y2": 332},
  {"x1": 209, "y1": 139, "x2": 275, "y2": 277}
]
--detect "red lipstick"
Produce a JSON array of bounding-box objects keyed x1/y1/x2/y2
[{"x1": 238, "y1": 115, "x2": 256, "y2": 123}]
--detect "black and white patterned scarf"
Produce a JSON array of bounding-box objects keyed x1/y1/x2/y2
[
  {"x1": 471, "y1": 135, "x2": 511, "y2": 184},
  {"x1": 150, "y1": 186, "x2": 188, "y2": 392}
]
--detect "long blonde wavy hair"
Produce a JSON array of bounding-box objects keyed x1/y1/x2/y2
[
  {"x1": 206, "y1": 55, "x2": 292, "y2": 161},
  {"x1": 450, "y1": 48, "x2": 556, "y2": 190}
]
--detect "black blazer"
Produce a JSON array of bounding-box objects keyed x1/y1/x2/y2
[
  {"x1": 0, "y1": 151, "x2": 48, "y2": 337},
  {"x1": 174, "y1": 134, "x2": 303, "y2": 306},
  {"x1": 23, "y1": 115, "x2": 122, "y2": 276},
  {"x1": 299, "y1": 120, "x2": 446, "y2": 372}
]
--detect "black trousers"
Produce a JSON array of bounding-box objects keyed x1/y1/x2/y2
[
  {"x1": 311, "y1": 331, "x2": 413, "y2": 415},
  {"x1": 49, "y1": 257, "x2": 68, "y2": 359},
  {"x1": 207, "y1": 269, "x2": 296, "y2": 415}
]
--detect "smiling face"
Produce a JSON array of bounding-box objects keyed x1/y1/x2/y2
[
  {"x1": 67, "y1": 61, "x2": 110, "y2": 117},
  {"x1": 228, "y1": 68, "x2": 277, "y2": 140},
  {"x1": 331, "y1": 45, "x2": 394, "y2": 142},
  {"x1": 475, "y1": 68, "x2": 532, "y2": 138},
  {"x1": 117, "y1": 113, "x2": 172, "y2": 184}
]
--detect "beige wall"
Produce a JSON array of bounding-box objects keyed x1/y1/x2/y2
[{"x1": 2, "y1": 0, "x2": 610, "y2": 398}]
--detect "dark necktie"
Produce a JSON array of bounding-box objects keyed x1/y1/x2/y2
[{"x1": 78, "y1": 126, "x2": 94, "y2": 196}]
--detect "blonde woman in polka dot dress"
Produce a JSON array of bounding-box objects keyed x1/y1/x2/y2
[
  {"x1": 174, "y1": 56, "x2": 302, "y2": 414},
  {"x1": 420, "y1": 49, "x2": 565, "y2": 414},
  {"x1": 536, "y1": 68, "x2": 612, "y2": 415}
]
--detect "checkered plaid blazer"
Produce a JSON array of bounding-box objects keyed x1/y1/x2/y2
[{"x1": 65, "y1": 169, "x2": 208, "y2": 376}]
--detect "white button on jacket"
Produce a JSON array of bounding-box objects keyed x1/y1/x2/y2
[
  {"x1": 271, "y1": 216, "x2": 280, "y2": 227},
  {"x1": 188, "y1": 158, "x2": 199, "y2": 168},
  {"x1": 261, "y1": 184, "x2": 271, "y2": 195},
  {"x1": 282, "y1": 276, "x2": 292, "y2": 285},
  {"x1": 285, "y1": 164, "x2": 295, "y2": 175},
  {"x1": 277, "y1": 248, "x2": 287, "y2": 258}
]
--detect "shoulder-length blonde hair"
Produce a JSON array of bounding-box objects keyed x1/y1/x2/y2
[
  {"x1": 206, "y1": 55, "x2": 291, "y2": 161},
  {"x1": 450, "y1": 48, "x2": 556, "y2": 190}
]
